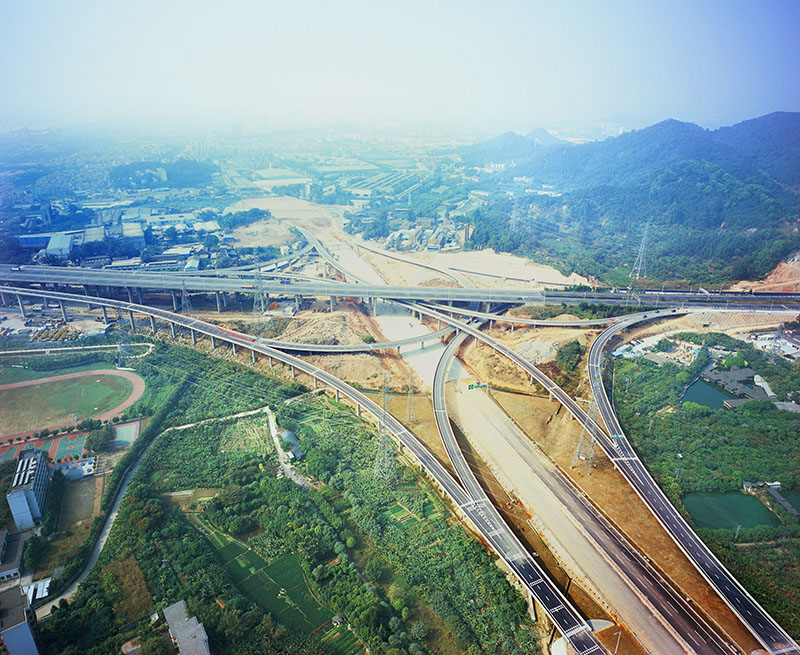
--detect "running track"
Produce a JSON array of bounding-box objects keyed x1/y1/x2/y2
[{"x1": 0, "y1": 369, "x2": 145, "y2": 443}]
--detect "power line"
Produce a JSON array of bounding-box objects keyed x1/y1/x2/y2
[{"x1": 630, "y1": 223, "x2": 650, "y2": 280}]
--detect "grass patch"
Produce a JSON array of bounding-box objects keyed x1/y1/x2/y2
[
  {"x1": 101, "y1": 555, "x2": 153, "y2": 624},
  {"x1": 0, "y1": 374, "x2": 133, "y2": 435}
]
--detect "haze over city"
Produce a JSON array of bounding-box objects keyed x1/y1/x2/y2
[
  {"x1": 2, "y1": 0, "x2": 800, "y2": 132},
  {"x1": 1, "y1": 3, "x2": 800, "y2": 655}
]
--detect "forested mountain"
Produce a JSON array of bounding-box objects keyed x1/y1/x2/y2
[
  {"x1": 712, "y1": 112, "x2": 800, "y2": 186},
  {"x1": 466, "y1": 113, "x2": 800, "y2": 285},
  {"x1": 461, "y1": 129, "x2": 560, "y2": 167}
]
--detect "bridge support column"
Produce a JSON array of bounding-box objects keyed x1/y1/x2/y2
[
  {"x1": 490, "y1": 319, "x2": 494, "y2": 329},
  {"x1": 215, "y1": 292, "x2": 223, "y2": 312},
  {"x1": 222, "y1": 292, "x2": 228, "y2": 308},
  {"x1": 511, "y1": 322, "x2": 515, "y2": 333},
  {"x1": 59, "y1": 301, "x2": 68, "y2": 322},
  {"x1": 211, "y1": 336, "x2": 217, "y2": 349},
  {"x1": 170, "y1": 322, "x2": 176, "y2": 338},
  {"x1": 17, "y1": 295, "x2": 27, "y2": 319},
  {"x1": 437, "y1": 319, "x2": 440, "y2": 329},
  {"x1": 329, "y1": 296, "x2": 335, "y2": 312},
  {"x1": 149, "y1": 316, "x2": 156, "y2": 333},
  {"x1": 101, "y1": 306, "x2": 108, "y2": 323},
  {"x1": 136, "y1": 288, "x2": 142, "y2": 303},
  {"x1": 335, "y1": 389, "x2": 339, "y2": 403},
  {"x1": 232, "y1": 343, "x2": 237, "y2": 355},
  {"x1": 290, "y1": 365, "x2": 296, "y2": 378},
  {"x1": 191, "y1": 329, "x2": 197, "y2": 345},
  {"x1": 251, "y1": 349, "x2": 256, "y2": 364},
  {"x1": 127, "y1": 288, "x2": 134, "y2": 303},
  {"x1": 294, "y1": 295, "x2": 300, "y2": 312},
  {"x1": 313, "y1": 377, "x2": 318, "y2": 389},
  {"x1": 171, "y1": 290, "x2": 179, "y2": 311},
  {"x1": 128, "y1": 311, "x2": 136, "y2": 329},
  {"x1": 487, "y1": 303, "x2": 492, "y2": 313},
  {"x1": 268, "y1": 356, "x2": 273, "y2": 368},
  {"x1": 0, "y1": 291, "x2": 7, "y2": 305}
]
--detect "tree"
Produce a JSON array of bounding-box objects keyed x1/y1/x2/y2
[
  {"x1": 410, "y1": 622, "x2": 428, "y2": 640},
  {"x1": 22, "y1": 535, "x2": 48, "y2": 571},
  {"x1": 87, "y1": 425, "x2": 113, "y2": 453}
]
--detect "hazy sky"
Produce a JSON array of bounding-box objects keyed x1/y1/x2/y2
[{"x1": 1, "y1": 0, "x2": 799, "y2": 132}]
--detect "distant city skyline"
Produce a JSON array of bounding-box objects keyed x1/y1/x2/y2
[{"x1": 1, "y1": 0, "x2": 799, "y2": 133}]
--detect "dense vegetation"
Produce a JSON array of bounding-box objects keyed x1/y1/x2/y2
[
  {"x1": 109, "y1": 159, "x2": 218, "y2": 189},
  {"x1": 36, "y1": 343, "x2": 540, "y2": 654},
  {"x1": 612, "y1": 336, "x2": 800, "y2": 636},
  {"x1": 468, "y1": 114, "x2": 800, "y2": 285}
]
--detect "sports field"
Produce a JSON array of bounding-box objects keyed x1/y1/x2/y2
[
  {"x1": 0, "y1": 369, "x2": 143, "y2": 437},
  {"x1": 0, "y1": 432, "x2": 88, "y2": 463}
]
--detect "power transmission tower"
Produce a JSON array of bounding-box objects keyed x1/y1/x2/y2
[
  {"x1": 405, "y1": 371, "x2": 415, "y2": 425},
  {"x1": 116, "y1": 322, "x2": 135, "y2": 369},
  {"x1": 252, "y1": 268, "x2": 269, "y2": 327},
  {"x1": 180, "y1": 283, "x2": 193, "y2": 316},
  {"x1": 630, "y1": 223, "x2": 650, "y2": 280},
  {"x1": 571, "y1": 395, "x2": 599, "y2": 476},
  {"x1": 373, "y1": 376, "x2": 396, "y2": 487}
]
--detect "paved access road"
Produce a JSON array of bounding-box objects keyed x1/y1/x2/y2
[{"x1": 587, "y1": 315, "x2": 800, "y2": 655}]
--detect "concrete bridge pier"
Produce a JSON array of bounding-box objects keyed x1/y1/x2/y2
[
  {"x1": 215, "y1": 292, "x2": 223, "y2": 312},
  {"x1": 59, "y1": 301, "x2": 68, "y2": 322},
  {"x1": 329, "y1": 296, "x2": 335, "y2": 312},
  {"x1": 0, "y1": 291, "x2": 7, "y2": 305},
  {"x1": 268, "y1": 356, "x2": 273, "y2": 368},
  {"x1": 290, "y1": 365, "x2": 296, "y2": 378},
  {"x1": 210, "y1": 336, "x2": 217, "y2": 349},
  {"x1": 251, "y1": 349, "x2": 256, "y2": 364},
  {"x1": 171, "y1": 290, "x2": 179, "y2": 311},
  {"x1": 222, "y1": 292, "x2": 228, "y2": 308},
  {"x1": 17, "y1": 295, "x2": 27, "y2": 319},
  {"x1": 232, "y1": 342, "x2": 237, "y2": 355},
  {"x1": 190, "y1": 330, "x2": 197, "y2": 345},
  {"x1": 128, "y1": 311, "x2": 136, "y2": 329},
  {"x1": 313, "y1": 377, "x2": 318, "y2": 389},
  {"x1": 101, "y1": 306, "x2": 108, "y2": 323},
  {"x1": 149, "y1": 316, "x2": 156, "y2": 333},
  {"x1": 170, "y1": 322, "x2": 176, "y2": 338},
  {"x1": 126, "y1": 288, "x2": 134, "y2": 303},
  {"x1": 136, "y1": 288, "x2": 143, "y2": 303},
  {"x1": 356, "y1": 404, "x2": 361, "y2": 418},
  {"x1": 490, "y1": 319, "x2": 494, "y2": 329},
  {"x1": 511, "y1": 322, "x2": 515, "y2": 333},
  {"x1": 294, "y1": 295, "x2": 300, "y2": 312},
  {"x1": 335, "y1": 389, "x2": 340, "y2": 402}
]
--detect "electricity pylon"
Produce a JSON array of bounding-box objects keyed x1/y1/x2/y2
[
  {"x1": 571, "y1": 395, "x2": 599, "y2": 476},
  {"x1": 630, "y1": 223, "x2": 649, "y2": 280},
  {"x1": 373, "y1": 376, "x2": 396, "y2": 487}
]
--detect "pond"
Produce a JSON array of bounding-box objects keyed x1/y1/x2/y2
[
  {"x1": 682, "y1": 378, "x2": 735, "y2": 410},
  {"x1": 683, "y1": 491, "x2": 779, "y2": 530}
]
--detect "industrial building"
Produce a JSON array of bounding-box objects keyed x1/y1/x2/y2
[{"x1": 6, "y1": 451, "x2": 49, "y2": 531}]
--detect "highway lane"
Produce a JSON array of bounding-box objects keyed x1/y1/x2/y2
[
  {"x1": 5, "y1": 264, "x2": 800, "y2": 307},
  {"x1": 0, "y1": 285, "x2": 605, "y2": 655},
  {"x1": 436, "y1": 331, "x2": 731, "y2": 654},
  {"x1": 587, "y1": 316, "x2": 800, "y2": 655}
]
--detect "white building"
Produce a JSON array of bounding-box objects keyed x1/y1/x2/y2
[{"x1": 6, "y1": 451, "x2": 49, "y2": 530}]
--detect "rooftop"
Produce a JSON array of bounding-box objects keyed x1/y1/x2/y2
[
  {"x1": 9, "y1": 451, "x2": 46, "y2": 491},
  {"x1": 0, "y1": 534, "x2": 22, "y2": 575},
  {"x1": 164, "y1": 599, "x2": 188, "y2": 636},
  {"x1": 0, "y1": 587, "x2": 28, "y2": 631}
]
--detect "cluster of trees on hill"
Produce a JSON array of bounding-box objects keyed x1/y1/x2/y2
[
  {"x1": 109, "y1": 158, "x2": 217, "y2": 189},
  {"x1": 466, "y1": 113, "x2": 800, "y2": 284}
]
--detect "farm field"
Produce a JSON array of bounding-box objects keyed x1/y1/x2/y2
[
  {"x1": 320, "y1": 624, "x2": 365, "y2": 655},
  {"x1": 0, "y1": 370, "x2": 142, "y2": 437},
  {"x1": 194, "y1": 515, "x2": 333, "y2": 634}
]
